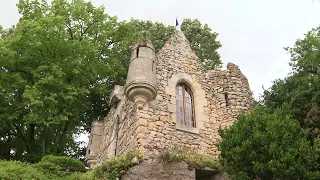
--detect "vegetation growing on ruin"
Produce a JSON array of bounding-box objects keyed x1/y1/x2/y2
[
  {"x1": 160, "y1": 151, "x2": 223, "y2": 172},
  {"x1": 88, "y1": 152, "x2": 142, "y2": 180}
]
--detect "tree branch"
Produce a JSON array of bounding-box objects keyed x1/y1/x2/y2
[{"x1": 12, "y1": 122, "x2": 32, "y2": 153}]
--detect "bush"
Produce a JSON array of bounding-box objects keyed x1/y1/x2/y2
[
  {"x1": 0, "y1": 160, "x2": 46, "y2": 180},
  {"x1": 41, "y1": 155, "x2": 86, "y2": 172},
  {"x1": 34, "y1": 161, "x2": 71, "y2": 179},
  {"x1": 161, "y1": 151, "x2": 222, "y2": 171},
  {"x1": 218, "y1": 106, "x2": 320, "y2": 179},
  {"x1": 0, "y1": 157, "x2": 86, "y2": 180},
  {"x1": 93, "y1": 152, "x2": 142, "y2": 180}
]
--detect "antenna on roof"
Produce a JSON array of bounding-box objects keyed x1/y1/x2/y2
[{"x1": 176, "y1": 18, "x2": 180, "y2": 31}]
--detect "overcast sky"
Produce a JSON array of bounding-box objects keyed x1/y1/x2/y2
[{"x1": 1, "y1": 0, "x2": 320, "y2": 99}]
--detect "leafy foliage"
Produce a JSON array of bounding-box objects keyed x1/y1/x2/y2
[
  {"x1": 40, "y1": 155, "x2": 85, "y2": 171},
  {"x1": 0, "y1": 157, "x2": 85, "y2": 180},
  {"x1": 0, "y1": 160, "x2": 47, "y2": 180},
  {"x1": 218, "y1": 25, "x2": 320, "y2": 179},
  {"x1": 263, "y1": 26, "x2": 320, "y2": 139},
  {"x1": 128, "y1": 19, "x2": 175, "y2": 52},
  {"x1": 127, "y1": 18, "x2": 222, "y2": 70},
  {"x1": 218, "y1": 106, "x2": 320, "y2": 179},
  {"x1": 181, "y1": 19, "x2": 222, "y2": 69},
  {"x1": 0, "y1": 0, "x2": 130, "y2": 162},
  {"x1": 92, "y1": 152, "x2": 142, "y2": 180},
  {"x1": 161, "y1": 151, "x2": 222, "y2": 171},
  {"x1": 0, "y1": 0, "x2": 222, "y2": 163}
]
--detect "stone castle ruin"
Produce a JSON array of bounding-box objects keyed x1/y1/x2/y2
[{"x1": 85, "y1": 31, "x2": 253, "y2": 168}]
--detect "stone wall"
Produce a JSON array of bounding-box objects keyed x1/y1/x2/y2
[
  {"x1": 96, "y1": 97, "x2": 140, "y2": 164},
  {"x1": 121, "y1": 160, "x2": 195, "y2": 180},
  {"x1": 133, "y1": 31, "x2": 253, "y2": 157},
  {"x1": 121, "y1": 159, "x2": 229, "y2": 180},
  {"x1": 85, "y1": 120, "x2": 104, "y2": 167},
  {"x1": 90, "y1": 31, "x2": 253, "y2": 165}
]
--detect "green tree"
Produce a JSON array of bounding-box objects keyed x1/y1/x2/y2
[
  {"x1": 181, "y1": 19, "x2": 222, "y2": 69},
  {"x1": 0, "y1": 0, "x2": 222, "y2": 162},
  {"x1": 218, "y1": 106, "x2": 320, "y2": 179},
  {"x1": 262, "y1": 26, "x2": 320, "y2": 139},
  {"x1": 128, "y1": 19, "x2": 175, "y2": 53},
  {"x1": 0, "y1": 0, "x2": 132, "y2": 162},
  {"x1": 128, "y1": 18, "x2": 222, "y2": 69},
  {"x1": 218, "y1": 25, "x2": 320, "y2": 179}
]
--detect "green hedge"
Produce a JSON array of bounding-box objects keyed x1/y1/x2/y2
[
  {"x1": 41, "y1": 155, "x2": 86, "y2": 172},
  {"x1": 92, "y1": 152, "x2": 142, "y2": 180},
  {"x1": 0, "y1": 160, "x2": 46, "y2": 180},
  {"x1": 0, "y1": 155, "x2": 86, "y2": 180}
]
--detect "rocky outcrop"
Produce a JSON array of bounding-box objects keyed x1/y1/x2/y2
[{"x1": 121, "y1": 159, "x2": 229, "y2": 180}]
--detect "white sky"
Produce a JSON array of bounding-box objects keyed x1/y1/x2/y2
[
  {"x1": 1, "y1": 0, "x2": 320, "y2": 98},
  {"x1": 1, "y1": 0, "x2": 319, "y2": 142}
]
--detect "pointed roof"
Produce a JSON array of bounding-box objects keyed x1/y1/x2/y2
[{"x1": 156, "y1": 31, "x2": 206, "y2": 75}]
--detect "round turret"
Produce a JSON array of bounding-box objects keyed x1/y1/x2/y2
[
  {"x1": 85, "y1": 120, "x2": 104, "y2": 168},
  {"x1": 124, "y1": 43, "x2": 157, "y2": 109}
]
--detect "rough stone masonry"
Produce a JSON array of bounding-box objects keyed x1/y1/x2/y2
[{"x1": 85, "y1": 31, "x2": 253, "y2": 167}]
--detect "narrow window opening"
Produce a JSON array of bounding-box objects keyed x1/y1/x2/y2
[
  {"x1": 136, "y1": 48, "x2": 139, "y2": 57},
  {"x1": 225, "y1": 92, "x2": 229, "y2": 106},
  {"x1": 152, "y1": 61, "x2": 154, "y2": 72},
  {"x1": 114, "y1": 115, "x2": 120, "y2": 156},
  {"x1": 88, "y1": 149, "x2": 90, "y2": 154},
  {"x1": 176, "y1": 84, "x2": 195, "y2": 128}
]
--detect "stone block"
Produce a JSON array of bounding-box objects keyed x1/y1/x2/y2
[
  {"x1": 167, "y1": 103, "x2": 175, "y2": 113},
  {"x1": 109, "y1": 85, "x2": 124, "y2": 106},
  {"x1": 137, "y1": 126, "x2": 148, "y2": 134},
  {"x1": 138, "y1": 118, "x2": 148, "y2": 126},
  {"x1": 155, "y1": 121, "x2": 164, "y2": 127}
]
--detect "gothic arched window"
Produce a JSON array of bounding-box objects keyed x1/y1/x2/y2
[{"x1": 176, "y1": 83, "x2": 195, "y2": 128}]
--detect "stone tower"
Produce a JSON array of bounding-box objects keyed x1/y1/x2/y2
[
  {"x1": 124, "y1": 43, "x2": 157, "y2": 110},
  {"x1": 85, "y1": 31, "x2": 253, "y2": 167}
]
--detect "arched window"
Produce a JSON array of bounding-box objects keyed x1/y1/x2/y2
[{"x1": 176, "y1": 83, "x2": 195, "y2": 128}]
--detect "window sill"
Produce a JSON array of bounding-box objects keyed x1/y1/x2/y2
[{"x1": 175, "y1": 124, "x2": 199, "y2": 134}]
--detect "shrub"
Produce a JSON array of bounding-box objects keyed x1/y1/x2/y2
[
  {"x1": 34, "y1": 161, "x2": 70, "y2": 179},
  {"x1": 161, "y1": 151, "x2": 222, "y2": 171},
  {"x1": 93, "y1": 152, "x2": 142, "y2": 180},
  {"x1": 41, "y1": 155, "x2": 86, "y2": 172},
  {"x1": 218, "y1": 106, "x2": 320, "y2": 179},
  {"x1": 0, "y1": 160, "x2": 46, "y2": 180}
]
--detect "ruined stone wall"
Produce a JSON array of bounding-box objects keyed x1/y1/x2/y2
[
  {"x1": 121, "y1": 160, "x2": 195, "y2": 180},
  {"x1": 134, "y1": 31, "x2": 253, "y2": 157},
  {"x1": 96, "y1": 97, "x2": 140, "y2": 165},
  {"x1": 121, "y1": 159, "x2": 229, "y2": 180},
  {"x1": 93, "y1": 31, "x2": 253, "y2": 164}
]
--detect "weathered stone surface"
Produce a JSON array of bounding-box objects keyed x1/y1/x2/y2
[
  {"x1": 121, "y1": 160, "x2": 195, "y2": 180},
  {"x1": 131, "y1": 157, "x2": 140, "y2": 165},
  {"x1": 121, "y1": 159, "x2": 229, "y2": 180},
  {"x1": 86, "y1": 31, "x2": 253, "y2": 167},
  {"x1": 85, "y1": 120, "x2": 104, "y2": 168}
]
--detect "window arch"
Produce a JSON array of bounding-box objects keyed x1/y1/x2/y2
[{"x1": 176, "y1": 83, "x2": 196, "y2": 128}]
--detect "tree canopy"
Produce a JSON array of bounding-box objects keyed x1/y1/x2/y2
[
  {"x1": 218, "y1": 25, "x2": 320, "y2": 178},
  {"x1": 218, "y1": 106, "x2": 320, "y2": 179},
  {"x1": 181, "y1": 19, "x2": 222, "y2": 69},
  {"x1": 0, "y1": 0, "x2": 222, "y2": 162}
]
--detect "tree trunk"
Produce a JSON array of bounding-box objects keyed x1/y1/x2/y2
[
  {"x1": 56, "y1": 121, "x2": 70, "y2": 154},
  {"x1": 42, "y1": 126, "x2": 48, "y2": 155},
  {"x1": 29, "y1": 124, "x2": 36, "y2": 153},
  {"x1": 12, "y1": 123, "x2": 32, "y2": 153}
]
